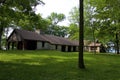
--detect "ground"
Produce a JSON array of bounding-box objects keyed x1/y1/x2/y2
[{"x1": 0, "y1": 50, "x2": 120, "y2": 80}]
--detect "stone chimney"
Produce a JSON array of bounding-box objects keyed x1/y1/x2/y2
[{"x1": 35, "y1": 29, "x2": 44, "y2": 34}]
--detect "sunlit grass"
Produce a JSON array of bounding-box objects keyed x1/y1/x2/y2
[{"x1": 0, "y1": 50, "x2": 120, "y2": 80}]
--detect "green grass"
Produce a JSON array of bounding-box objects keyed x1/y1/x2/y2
[{"x1": 0, "y1": 50, "x2": 120, "y2": 80}]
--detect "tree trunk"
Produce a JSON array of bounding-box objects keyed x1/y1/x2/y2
[
  {"x1": 79, "y1": 0, "x2": 85, "y2": 69},
  {"x1": 116, "y1": 33, "x2": 119, "y2": 54},
  {"x1": 0, "y1": 27, "x2": 3, "y2": 50}
]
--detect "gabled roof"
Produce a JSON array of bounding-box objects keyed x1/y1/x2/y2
[
  {"x1": 7, "y1": 29, "x2": 48, "y2": 42},
  {"x1": 15, "y1": 29, "x2": 47, "y2": 41},
  {"x1": 8, "y1": 29, "x2": 79, "y2": 46}
]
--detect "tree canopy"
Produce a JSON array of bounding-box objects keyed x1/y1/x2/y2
[
  {"x1": 0, "y1": 0, "x2": 44, "y2": 49},
  {"x1": 45, "y1": 12, "x2": 68, "y2": 37},
  {"x1": 88, "y1": 0, "x2": 120, "y2": 54},
  {"x1": 68, "y1": 0, "x2": 120, "y2": 54}
]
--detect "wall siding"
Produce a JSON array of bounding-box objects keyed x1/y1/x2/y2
[
  {"x1": 37, "y1": 42, "x2": 42, "y2": 49},
  {"x1": 57, "y1": 45, "x2": 62, "y2": 51}
]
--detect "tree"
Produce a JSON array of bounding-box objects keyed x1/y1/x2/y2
[
  {"x1": 68, "y1": 7, "x2": 79, "y2": 40},
  {"x1": 68, "y1": 5, "x2": 93, "y2": 41},
  {"x1": 69, "y1": 7, "x2": 79, "y2": 24},
  {"x1": 46, "y1": 12, "x2": 68, "y2": 37},
  {"x1": 88, "y1": 0, "x2": 120, "y2": 54},
  {"x1": 68, "y1": 23, "x2": 79, "y2": 40},
  {"x1": 0, "y1": 0, "x2": 44, "y2": 49},
  {"x1": 18, "y1": 14, "x2": 49, "y2": 31},
  {"x1": 79, "y1": 0, "x2": 85, "y2": 69}
]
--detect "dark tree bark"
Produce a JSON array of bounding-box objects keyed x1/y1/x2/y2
[
  {"x1": 79, "y1": 0, "x2": 85, "y2": 69},
  {"x1": 116, "y1": 33, "x2": 119, "y2": 54},
  {"x1": 0, "y1": 27, "x2": 3, "y2": 50}
]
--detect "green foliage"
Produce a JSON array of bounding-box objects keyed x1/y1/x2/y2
[
  {"x1": 46, "y1": 12, "x2": 68, "y2": 37},
  {"x1": 68, "y1": 6, "x2": 91, "y2": 40},
  {"x1": 88, "y1": 0, "x2": 120, "y2": 39},
  {"x1": 88, "y1": 0, "x2": 120, "y2": 53},
  {"x1": 68, "y1": 23, "x2": 79, "y2": 40},
  {"x1": 68, "y1": 7, "x2": 79, "y2": 40},
  {"x1": 0, "y1": 0, "x2": 44, "y2": 28},
  {"x1": 68, "y1": 7, "x2": 79, "y2": 24},
  {"x1": 0, "y1": 0, "x2": 44, "y2": 49},
  {"x1": 0, "y1": 50, "x2": 120, "y2": 80},
  {"x1": 47, "y1": 12, "x2": 65, "y2": 25},
  {"x1": 17, "y1": 14, "x2": 49, "y2": 31},
  {"x1": 68, "y1": 0, "x2": 120, "y2": 45}
]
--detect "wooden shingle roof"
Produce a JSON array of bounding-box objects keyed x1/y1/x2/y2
[
  {"x1": 14, "y1": 29, "x2": 47, "y2": 41},
  {"x1": 8, "y1": 29, "x2": 79, "y2": 46},
  {"x1": 43, "y1": 35, "x2": 79, "y2": 46}
]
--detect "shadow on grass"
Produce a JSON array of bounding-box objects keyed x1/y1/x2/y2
[
  {"x1": 0, "y1": 51, "x2": 120, "y2": 80},
  {"x1": 0, "y1": 58, "x2": 82, "y2": 80}
]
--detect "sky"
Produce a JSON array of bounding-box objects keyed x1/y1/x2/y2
[{"x1": 36, "y1": 0, "x2": 79, "y2": 26}]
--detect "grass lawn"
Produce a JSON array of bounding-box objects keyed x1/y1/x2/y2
[{"x1": 0, "y1": 50, "x2": 120, "y2": 80}]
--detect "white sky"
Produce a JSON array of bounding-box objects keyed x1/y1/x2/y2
[{"x1": 36, "y1": 0, "x2": 79, "y2": 26}]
